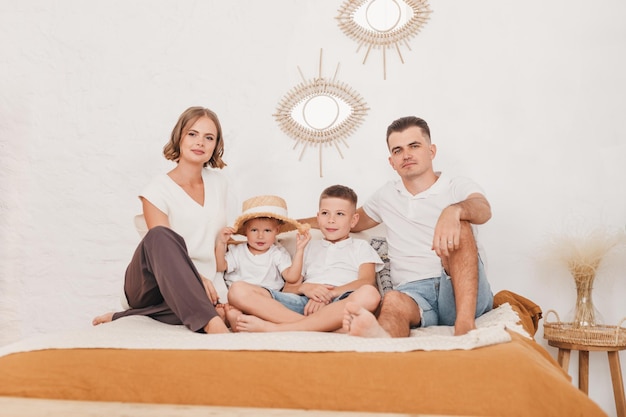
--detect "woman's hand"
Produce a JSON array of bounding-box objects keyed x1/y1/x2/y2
[{"x1": 200, "y1": 274, "x2": 219, "y2": 305}]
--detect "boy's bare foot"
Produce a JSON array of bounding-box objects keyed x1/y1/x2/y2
[
  {"x1": 343, "y1": 302, "x2": 390, "y2": 338},
  {"x1": 236, "y1": 314, "x2": 277, "y2": 332},
  {"x1": 92, "y1": 312, "x2": 114, "y2": 326}
]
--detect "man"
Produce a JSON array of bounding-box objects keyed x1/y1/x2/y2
[{"x1": 343, "y1": 116, "x2": 493, "y2": 337}]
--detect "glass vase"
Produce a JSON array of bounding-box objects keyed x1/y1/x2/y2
[{"x1": 569, "y1": 268, "x2": 603, "y2": 328}]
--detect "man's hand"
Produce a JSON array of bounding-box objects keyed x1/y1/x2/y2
[
  {"x1": 432, "y1": 204, "x2": 462, "y2": 257},
  {"x1": 432, "y1": 194, "x2": 491, "y2": 258}
]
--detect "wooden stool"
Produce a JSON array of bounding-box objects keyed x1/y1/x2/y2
[{"x1": 548, "y1": 340, "x2": 625, "y2": 417}]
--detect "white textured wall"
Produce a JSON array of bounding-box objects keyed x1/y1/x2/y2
[{"x1": 1, "y1": 1, "x2": 625, "y2": 415}]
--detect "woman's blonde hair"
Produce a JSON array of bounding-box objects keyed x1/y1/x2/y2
[{"x1": 163, "y1": 107, "x2": 226, "y2": 168}]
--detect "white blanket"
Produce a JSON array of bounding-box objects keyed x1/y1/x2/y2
[{"x1": 0, "y1": 303, "x2": 528, "y2": 358}]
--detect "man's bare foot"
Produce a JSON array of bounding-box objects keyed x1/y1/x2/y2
[
  {"x1": 225, "y1": 304, "x2": 243, "y2": 332},
  {"x1": 236, "y1": 314, "x2": 278, "y2": 332},
  {"x1": 92, "y1": 312, "x2": 114, "y2": 326},
  {"x1": 454, "y1": 319, "x2": 476, "y2": 336},
  {"x1": 343, "y1": 302, "x2": 390, "y2": 338}
]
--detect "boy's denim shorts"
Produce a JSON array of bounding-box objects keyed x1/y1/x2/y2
[
  {"x1": 394, "y1": 256, "x2": 493, "y2": 328},
  {"x1": 267, "y1": 289, "x2": 353, "y2": 315}
]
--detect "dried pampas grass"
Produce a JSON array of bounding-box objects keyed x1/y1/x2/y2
[
  {"x1": 541, "y1": 225, "x2": 626, "y2": 327},
  {"x1": 546, "y1": 226, "x2": 626, "y2": 283}
]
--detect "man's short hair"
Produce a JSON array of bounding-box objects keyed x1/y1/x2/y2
[{"x1": 386, "y1": 116, "x2": 431, "y2": 145}]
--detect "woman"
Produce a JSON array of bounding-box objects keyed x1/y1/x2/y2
[{"x1": 93, "y1": 106, "x2": 232, "y2": 333}]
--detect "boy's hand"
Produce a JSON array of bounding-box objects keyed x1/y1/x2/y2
[
  {"x1": 295, "y1": 230, "x2": 312, "y2": 251},
  {"x1": 217, "y1": 227, "x2": 235, "y2": 245},
  {"x1": 301, "y1": 282, "x2": 335, "y2": 303},
  {"x1": 304, "y1": 299, "x2": 326, "y2": 316}
]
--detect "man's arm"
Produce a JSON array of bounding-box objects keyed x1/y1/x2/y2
[
  {"x1": 449, "y1": 193, "x2": 492, "y2": 225},
  {"x1": 299, "y1": 208, "x2": 380, "y2": 232},
  {"x1": 297, "y1": 216, "x2": 318, "y2": 229},
  {"x1": 433, "y1": 193, "x2": 491, "y2": 256},
  {"x1": 351, "y1": 207, "x2": 380, "y2": 232}
]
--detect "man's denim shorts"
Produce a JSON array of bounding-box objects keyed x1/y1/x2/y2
[{"x1": 394, "y1": 256, "x2": 493, "y2": 327}]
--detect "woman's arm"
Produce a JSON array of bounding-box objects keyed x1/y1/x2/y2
[{"x1": 141, "y1": 197, "x2": 170, "y2": 229}]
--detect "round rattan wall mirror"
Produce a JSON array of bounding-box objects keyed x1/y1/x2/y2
[
  {"x1": 274, "y1": 50, "x2": 369, "y2": 177},
  {"x1": 337, "y1": 0, "x2": 432, "y2": 80}
]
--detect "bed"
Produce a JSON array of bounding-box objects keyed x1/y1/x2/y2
[{"x1": 0, "y1": 231, "x2": 609, "y2": 417}]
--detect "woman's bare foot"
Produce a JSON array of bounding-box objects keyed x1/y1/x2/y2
[
  {"x1": 343, "y1": 302, "x2": 390, "y2": 338},
  {"x1": 204, "y1": 315, "x2": 230, "y2": 334},
  {"x1": 92, "y1": 312, "x2": 114, "y2": 326},
  {"x1": 225, "y1": 304, "x2": 243, "y2": 332},
  {"x1": 236, "y1": 314, "x2": 277, "y2": 332},
  {"x1": 215, "y1": 304, "x2": 227, "y2": 322}
]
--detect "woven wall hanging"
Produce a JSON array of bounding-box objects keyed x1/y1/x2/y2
[{"x1": 274, "y1": 49, "x2": 369, "y2": 177}]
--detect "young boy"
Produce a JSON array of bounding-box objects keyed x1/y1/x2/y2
[
  {"x1": 228, "y1": 185, "x2": 383, "y2": 333},
  {"x1": 215, "y1": 195, "x2": 310, "y2": 328}
]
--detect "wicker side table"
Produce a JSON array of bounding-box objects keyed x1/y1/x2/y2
[
  {"x1": 546, "y1": 339, "x2": 625, "y2": 417},
  {"x1": 543, "y1": 311, "x2": 626, "y2": 417}
]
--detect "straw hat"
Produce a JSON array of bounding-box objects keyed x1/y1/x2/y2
[{"x1": 233, "y1": 195, "x2": 309, "y2": 236}]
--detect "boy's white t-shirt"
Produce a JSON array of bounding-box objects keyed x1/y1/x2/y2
[
  {"x1": 224, "y1": 243, "x2": 292, "y2": 290},
  {"x1": 302, "y1": 237, "x2": 384, "y2": 287}
]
